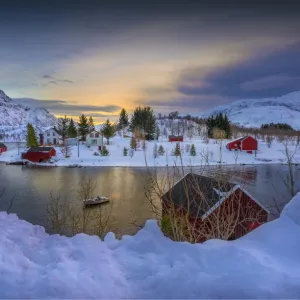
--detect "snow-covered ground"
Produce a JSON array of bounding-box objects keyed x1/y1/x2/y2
[
  {"x1": 1, "y1": 135, "x2": 299, "y2": 167},
  {"x1": 0, "y1": 193, "x2": 300, "y2": 298},
  {"x1": 200, "y1": 91, "x2": 300, "y2": 129}
]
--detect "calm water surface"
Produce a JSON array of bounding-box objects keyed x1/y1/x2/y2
[{"x1": 0, "y1": 164, "x2": 299, "y2": 236}]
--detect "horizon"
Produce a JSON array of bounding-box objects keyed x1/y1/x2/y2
[{"x1": 1, "y1": 0, "x2": 300, "y2": 123}]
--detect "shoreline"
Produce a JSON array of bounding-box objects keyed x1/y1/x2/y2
[{"x1": 0, "y1": 161, "x2": 295, "y2": 168}]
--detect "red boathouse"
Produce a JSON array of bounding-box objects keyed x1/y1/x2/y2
[
  {"x1": 226, "y1": 136, "x2": 258, "y2": 153},
  {"x1": 22, "y1": 147, "x2": 56, "y2": 163},
  {"x1": 0, "y1": 143, "x2": 7, "y2": 154},
  {"x1": 169, "y1": 135, "x2": 184, "y2": 142},
  {"x1": 162, "y1": 173, "x2": 269, "y2": 243}
]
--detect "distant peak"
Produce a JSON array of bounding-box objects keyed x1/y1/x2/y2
[{"x1": 0, "y1": 90, "x2": 12, "y2": 103}]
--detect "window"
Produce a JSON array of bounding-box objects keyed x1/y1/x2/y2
[
  {"x1": 47, "y1": 138, "x2": 51, "y2": 143},
  {"x1": 47, "y1": 132, "x2": 50, "y2": 136},
  {"x1": 95, "y1": 133, "x2": 99, "y2": 138},
  {"x1": 90, "y1": 133, "x2": 94, "y2": 138}
]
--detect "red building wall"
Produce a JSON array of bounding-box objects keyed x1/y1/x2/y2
[
  {"x1": 162, "y1": 188, "x2": 268, "y2": 243},
  {"x1": 241, "y1": 136, "x2": 258, "y2": 151},
  {"x1": 0, "y1": 147, "x2": 7, "y2": 153},
  {"x1": 169, "y1": 136, "x2": 184, "y2": 142},
  {"x1": 22, "y1": 148, "x2": 56, "y2": 162}
]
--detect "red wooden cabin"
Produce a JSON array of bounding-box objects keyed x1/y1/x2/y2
[
  {"x1": 226, "y1": 136, "x2": 258, "y2": 153},
  {"x1": 0, "y1": 143, "x2": 7, "y2": 154},
  {"x1": 22, "y1": 147, "x2": 56, "y2": 163},
  {"x1": 169, "y1": 135, "x2": 184, "y2": 142},
  {"x1": 162, "y1": 173, "x2": 269, "y2": 243}
]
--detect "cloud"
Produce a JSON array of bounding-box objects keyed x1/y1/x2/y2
[
  {"x1": 42, "y1": 75, "x2": 75, "y2": 85},
  {"x1": 43, "y1": 75, "x2": 53, "y2": 79},
  {"x1": 177, "y1": 42, "x2": 300, "y2": 99},
  {"x1": 13, "y1": 98, "x2": 121, "y2": 117}
]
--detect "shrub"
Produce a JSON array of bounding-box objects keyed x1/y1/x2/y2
[
  {"x1": 190, "y1": 144, "x2": 196, "y2": 156},
  {"x1": 158, "y1": 145, "x2": 165, "y2": 156},
  {"x1": 123, "y1": 147, "x2": 128, "y2": 156},
  {"x1": 100, "y1": 145, "x2": 109, "y2": 156}
]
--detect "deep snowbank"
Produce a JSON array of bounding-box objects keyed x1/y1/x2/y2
[{"x1": 0, "y1": 194, "x2": 300, "y2": 298}]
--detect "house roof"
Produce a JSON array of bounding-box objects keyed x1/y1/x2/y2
[
  {"x1": 227, "y1": 136, "x2": 248, "y2": 144},
  {"x1": 162, "y1": 172, "x2": 269, "y2": 219},
  {"x1": 27, "y1": 147, "x2": 55, "y2": 153},
  {"x1": 86, "y1": 131, "x2": 102, "y2": 136},
  {"x1": 169, "y1": 135, "x2": 184, "y2": 138},
  {"x1": 0, "y1": 143, "x2": 7, "y2": 148},
  {"x1": 162, "y1": 173, "x2": 236, "y2": 218},
  {"x1": 228, "y1": 135, "x2": 257, "y2": 144}
]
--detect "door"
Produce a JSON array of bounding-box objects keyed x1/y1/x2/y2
[{"x1": 53, "y1": 138, "x2": 57, "y2": 145}]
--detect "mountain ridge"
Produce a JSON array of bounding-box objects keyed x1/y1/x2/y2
[{"x1": 200, "y1": 91, "x2": 300, "y2": 129}]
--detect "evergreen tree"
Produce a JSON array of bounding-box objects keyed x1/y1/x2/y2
[
  {"x1": 123, "y1": 147, "x2": 128, "y2": 156},
  {"x1": 101, "y1": 119, "x2": 115, "y2": 145},
  {"x1": 68, "y1": 118, "x2": 77, "y2": 138},
  {"x1": 56, "y1": 115, "x2": 70, "y2": 143},
  {"x1": 78, "y1": 114, "x2": 89, "y2": 141},
  {"x1": 119, "y1": 108, "x2": 129, "y2": 129},
  {"x1": 158, "y1": 145, "x2": 165, "y2": 156},
  {"x1": 206, "y1": 113, "x2": 231, "y2": 139},
  {"x1": 26, "y1": 123, "x2": 38, "y2": 147},
  {"x1": 100, "y1": 145, "x2": 109, "y2": 156},
  {"x1": 190, "y1": 144, "x2": 196, "y2": 156},
  {"x1": 129, "y1": 106, "x2": 157, "y2": 140},
  {"x1": 173, "y1": 142, "x2": 181, "y2": 156},
  {"x1": 88, "y1": 116, "x2": 95, "y2": 133}
]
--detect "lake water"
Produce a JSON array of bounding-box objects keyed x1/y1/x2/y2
[{"x1": 0, "y1": 163, "x2": 299, "y2": 237}]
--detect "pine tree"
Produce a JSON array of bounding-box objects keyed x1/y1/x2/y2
[
  {"x1": 26, "y1": 123, "x2": 38, "y2": 147},
  {"x1": 100, "y1": 145, "x2": 109, "y2": 156},
  {"x1": 129, "y1": 106, "x2": 157, "y2": 141},
  {"x1": 56, "y1": 115, "x2": 70, "y2": 144},
  {"x1": 158, "y1": 145, "x2": 165, "y2": 156},
  {"x1": 123, "y1": 147, "x2": 128, "y2": 156},
  {"x1": 190, "y1": 144, "x2": 196, "y2": 156},
  {"x1": 101, "y1": 119, "x2": 115, "y2": 145},
  {"x1": 88, "y1": 116, "x2": 95, "y2": 133},
  {"x1": 78, "y1": 114, "x2": 89, "y2": 141},
  {"x1": 68, "y1": 118, "x2": 77, "y2": 138},
  {"x1": 119, "y1": 108, "x2": 129, "y2": 129},
  {"x1": 173, "y1": 142, "x2": 181, "y2": 156}
]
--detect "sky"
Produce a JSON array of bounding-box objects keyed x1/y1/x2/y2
[{"x1": 1, "y1": 0, "x2": 300, "y2": 122}]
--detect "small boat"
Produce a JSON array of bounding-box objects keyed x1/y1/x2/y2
[{"x1": 83, "y1": 196, "x2": 110, "y2": 206}]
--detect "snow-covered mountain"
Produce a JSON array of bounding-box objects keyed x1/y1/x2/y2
[
  {"x1": 200, "y1": 91, "x2": 300, "y2": 130},
  {"x1": 0, "y1": 90, "x2": 57, "y2": 141}
]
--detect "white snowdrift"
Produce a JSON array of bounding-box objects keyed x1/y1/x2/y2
[{"x1": 0, "y1": 194, "x2": 300, "y2": 298}]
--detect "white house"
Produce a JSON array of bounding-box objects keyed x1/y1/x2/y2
[
  {"x1": 41, "y1": 128, "x2": 60, "y2": 145},
  {"x1": 86, "y1": 131, "x2": 104, "y2": 148}
]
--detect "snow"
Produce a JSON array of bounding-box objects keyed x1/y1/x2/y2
[
  {"x1": 200, "y1": 91, "x2": 300, "y2": 129},
  {"x1": 1, "y1": 135, "x2": 299, "y2": 167},
  {"x1": 0, "y1": 194, "x2": 300, "y2": 298},
  {"x1": 0, "y1": 90, "x2": 57, "y2": 139}
]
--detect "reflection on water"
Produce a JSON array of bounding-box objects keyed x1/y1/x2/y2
[{"x1": 0, "y1": 164, "x2": 299, "y2": 236}]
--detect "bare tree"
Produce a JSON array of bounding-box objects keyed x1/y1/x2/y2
[
  {"x1": 144, "y1": 163, "x2": 265, "y2": 243},
  {"x1": 233, "y1": 150, "x2": 239, "y2": 164},
  {"x1": 46, "y1": 175, "x2": 113, "y2": 238},
  {"x1": 281, "y1": 141, "x2": 299, "y2": 197},
  {"x1": 60, "y1": 139, "x2": 72, "y2": 158}
]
